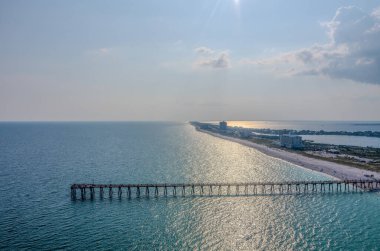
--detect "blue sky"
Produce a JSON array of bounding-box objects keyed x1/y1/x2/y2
[{"x1": 1, "y1": 0, "x2": 380, "y2": 121}]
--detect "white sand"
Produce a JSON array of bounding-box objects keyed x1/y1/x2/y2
[{"x1": 197, "y1": 128, "x2": 380, "y2": 180}]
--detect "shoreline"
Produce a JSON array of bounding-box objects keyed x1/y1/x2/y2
[{"x1": 195, "y1": 127, "x2": 380, "y2": 180}]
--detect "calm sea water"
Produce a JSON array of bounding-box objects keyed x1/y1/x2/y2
[{"x1": 1, "y1": 122, "x2": 380, "y2": 250}]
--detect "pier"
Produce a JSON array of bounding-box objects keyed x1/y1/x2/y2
[{"x1": 71, "y1": 180, "x2": 380, "y2": 200}]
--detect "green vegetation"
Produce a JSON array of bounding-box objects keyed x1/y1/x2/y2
[{"x1": 249, "y1": 137, "x2": 380, "y2": 172}]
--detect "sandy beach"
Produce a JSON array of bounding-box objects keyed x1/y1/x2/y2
[{"x1": 197, "y1": 128, "x2": 380, "y2": 180}]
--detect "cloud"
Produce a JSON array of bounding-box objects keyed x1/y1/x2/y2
[
  {"x1": 372, "y1": 7, "x2": 380, "y2": 17},
  {"x1": 194, "y1": 47, "x2": 230, "y2": 69},
  {"x1": 86, "y1": 47, "x2": 112, "y2": 56},
  {"x1": 196, "y1": 51, "x2": 230, "y2": 69},
  {"x1": 194, "y1": 46, "x2": 215, "y2": 55},
  {"x1": 244, "y1": 6, "x2": 380, "y2": 85}
]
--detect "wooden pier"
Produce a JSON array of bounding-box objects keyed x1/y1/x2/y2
[{"x1": 70, "y1": 180, "x2": 380, "y2": 200}]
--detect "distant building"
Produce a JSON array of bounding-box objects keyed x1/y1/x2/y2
[
  {"x1": 239, "y1": 129, "x2": 251, "y2": 138},
  {"x1": 219, "y1": 121, "x2": 227, "y2": 131},
  {"x1": 327, "y1": 149, "x2": 340, "y2": 154},
  {"x1": 280, "y1": 135, "x2": 303, "y2": 149}
]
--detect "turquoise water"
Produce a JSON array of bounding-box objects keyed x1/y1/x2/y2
[{"x1": 1, "y1": 122, "x2": 380, "y2": 250}]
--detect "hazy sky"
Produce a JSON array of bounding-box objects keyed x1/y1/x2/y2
[{"x1": 1, "y1": 0, "x2": 380, "y2": 121}]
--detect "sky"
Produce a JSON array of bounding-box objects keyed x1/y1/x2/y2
[{"x1": 1, "y1": 0, "x2": 380, "y2": 121}]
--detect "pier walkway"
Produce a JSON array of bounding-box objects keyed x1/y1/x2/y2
[{"x1": 71, "y1": 180, "x2": 380, "y2": 200}]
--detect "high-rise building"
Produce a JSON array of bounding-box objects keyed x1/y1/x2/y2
[
  {"x1": 219, "y1": 121, "x2": 227, "y2": 131},
  {"x1": 280, "y1": 135, "x2": 303, "y2": 149}
]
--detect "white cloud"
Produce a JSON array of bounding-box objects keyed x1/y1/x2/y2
[
  {"x1": 196, "y1": 51, "x2": 230, "y2": 69},
  {"x1": 356, "y1": 57, "x2": 375, "y2": 65},
  {"x1": 194, "y1": 46, "x2": 215, "y2": 55},
  {"x1": 244, "y1": 6, "x2": 380, "y2": 85},
  {"x1": 194, "y1": 47, "x2": 230, "y2": 69},
  {"x1": 371, "y1": 7, "x2": 380, "y2": 19},
  {"x1": 86, "y1": 47, "x2": 112, "y2": 56}
]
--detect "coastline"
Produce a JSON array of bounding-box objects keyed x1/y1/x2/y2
[{"x1": 195, "y1": 127, "x2": 380, "y2": 180}]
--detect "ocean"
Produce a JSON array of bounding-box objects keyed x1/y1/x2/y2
[{"x1": 1, "y1": 122, "x2": 380, "y2": 250}]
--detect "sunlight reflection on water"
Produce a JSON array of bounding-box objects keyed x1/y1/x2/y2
[{"x1": 0, "y1": 122, "x2": 379, "y2": 249}]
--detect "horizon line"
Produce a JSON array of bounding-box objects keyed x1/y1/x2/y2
[{"x1": 1, "y1": 119, "x2": 380, "y2": 123}]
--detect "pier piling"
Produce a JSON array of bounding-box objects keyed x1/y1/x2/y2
[{"x1": 70, "y1": 179, "x2": 378, "y2": 200}]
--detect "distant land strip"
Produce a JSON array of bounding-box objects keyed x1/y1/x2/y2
[{"x1": 191, "y1": 122, "x2": 380, "y2": 179}]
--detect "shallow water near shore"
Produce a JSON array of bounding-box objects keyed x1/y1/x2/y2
[{"x1": 1, "y1": 122, "x2": 380, "y2": 249}]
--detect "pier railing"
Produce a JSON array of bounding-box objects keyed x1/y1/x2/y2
[
  {"x1": 70, "y1": 180, "x2": 380, "y2": 200},
  {"x1": 71, "y1": 180, "x2": 380, "y2": 200}
]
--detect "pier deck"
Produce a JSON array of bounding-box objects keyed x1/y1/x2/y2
[{"x1": 71, "y1": 179, "x2": 380, "y2": 200}]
